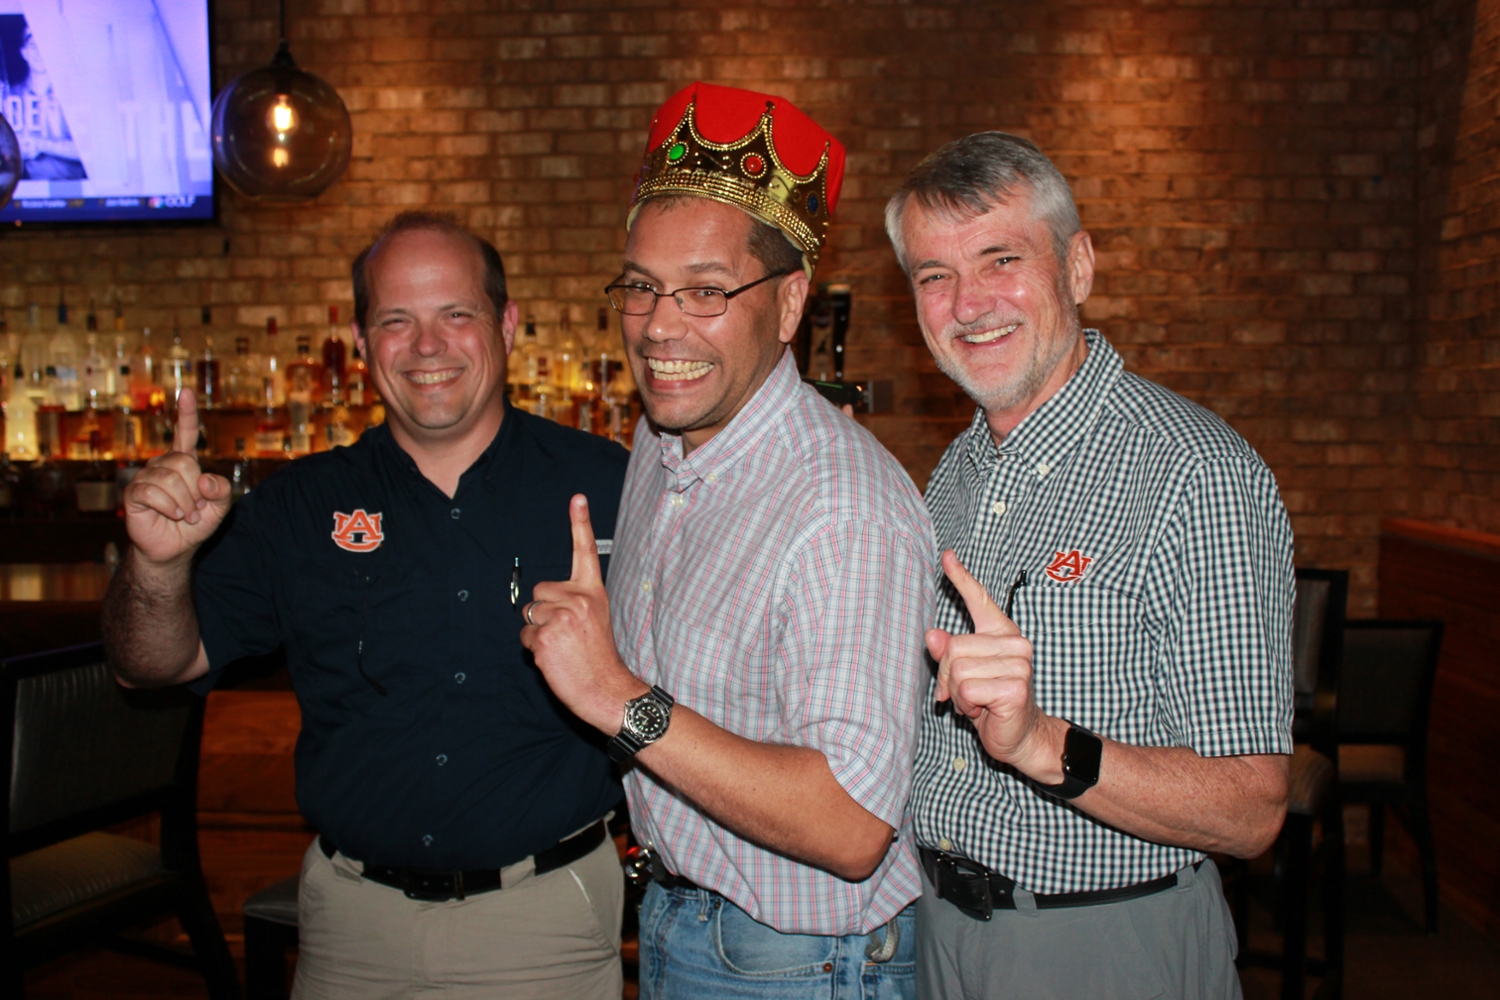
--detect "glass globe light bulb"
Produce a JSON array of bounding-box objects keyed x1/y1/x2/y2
[
  {"x1": 211, "y1": 41, "x2": 351, "y2": 201},
  {"x1": 269, "y1": 96, "x2": 297, "y2": 134}
]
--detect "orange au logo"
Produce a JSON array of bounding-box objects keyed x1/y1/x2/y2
[
  {"x1": 332, "y1": 509, "x2": 385, "y2": 553},
  {"x1": 1044, "y1": 549, "x2": 1092, "y2": 583}
]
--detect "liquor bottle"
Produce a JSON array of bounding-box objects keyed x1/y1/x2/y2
[
  {"x1": 80, "y1": 332, "x2": 107, "y2": 411},
  {"x1": 69, "y1": 405, "x2": 103, "y2": 460},
  {"x1": 325, "y1": 403, "x2": 354, "y2": 448},
  {"x1": 48, "y1": 292, "x2": 81, "y2": 411},
  {"x1": 346, "y1": 339, "x2": 369, "y2": 406},
  {"x1": 163, "y1": 320, "x2": 193, "y2": 411},
  {"x1": 130, "y1": 326, "x2": 159, "y2": 410},
  {"x1": 287, "y1": 336, "x2": 318, "y2": 454},
  {"x1": 509, "y1": 314, "x2": 536, "y2": 405},
  {"x1": 261, "y1": 317, "x2": 286, "y2": 406},
  {"x1": 20, "y1": 304, "x2": 47, "y2": 398},
  {"x1": 528, "y1": 315, "x2": 555, "y2": 420},
  {"x1": 254, "y1": 377, "x2": 288, "y2": 457},
  {"x1": 322, "y1": 305, "x2": 347, "y2": 405},
  {"x1": 196, "y1": 306, "x2": 221, "y2": 409},
  {"x1": 4, "y1": 358, "x2": 37, "y2": 459},
  {"x1": 554, "y1": 308, "x2": 580, "y2": 400},
  {"x1": 226, "y1": 336, "x2": 257, "y2": 406},
  {"x1": 112, "y1": 362, "x2": 139, "y2": 460}
]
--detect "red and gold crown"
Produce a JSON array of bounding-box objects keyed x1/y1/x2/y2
[{"x1": 628, "y1": 82, "x2": 846, "y2": 274}]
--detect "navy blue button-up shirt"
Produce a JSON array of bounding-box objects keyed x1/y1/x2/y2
[{"x1": 193, "y1": 404, "x2": 628, "y2": 869}]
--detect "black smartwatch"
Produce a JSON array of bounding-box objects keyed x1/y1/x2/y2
[
  {"x1": 607, "y1": 686, "x2": 675, "y2": 763},
  {"x1": 1034, "y1": 723, "x2": 1103, "y2": 800}
]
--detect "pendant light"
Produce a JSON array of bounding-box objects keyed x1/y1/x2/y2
[
  {"x1": 0, "y1": 114, "x2": 20, "y2": 209},
  {"x1": 210, "y1": 0, "x2": 351, "y2": 201}
]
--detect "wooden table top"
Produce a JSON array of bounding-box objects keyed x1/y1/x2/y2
[{"x1": 0, "y1": 562, "x2": 114, "y2": 603}]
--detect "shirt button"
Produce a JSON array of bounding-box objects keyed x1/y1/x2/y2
[
  {"x1": 421, "y1": 834, "x2": 433, "y2": 847},
  {"x1": 991, "y1": 501, "x2": 1007, "y2": 516},
  {"x1": 450, "y1": 507, "x2": 461, "y2": 519},
  {"x1": 457, "y1": 589, "x2": 469, "y2": 601},
  {"x1": 454, "y1": 672, "x2": 466, "y2": 684},
  {"x1": 952, "y1": 756, "x2": 967, "y2": 772},
  {"x1": 669, "y1": 494, "x2": 685, "y2": 508},
  {"x1": 1036, "y1": 462, "x2": 1051, "y2": 477},
  {"x1": 436, "y1": 754, "x2": 448, "y2": 766},
  {"x1": 938, "y1": 837, "x2": 953, "y2": 852},
  {"x1": 640, "y1": 579, "x2": 652, "y2": 594},
  {"x1": 706, "y1": 471, "x2": 718, "y2": 484}
]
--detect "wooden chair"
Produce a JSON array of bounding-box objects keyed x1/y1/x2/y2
[
  {"x1": 1338, "y1": 619, "x2": 1444, "y2": 934},
  {"x1": 1234, "y1": 568, "x2": 1347, "y2": 1000},
  {"x1": 1, "y1": 642, "x2": 240, "y2": 999}
]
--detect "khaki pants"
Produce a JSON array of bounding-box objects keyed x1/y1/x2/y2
[{"x1": 291, "y1": 830, "x2": 623, "y2": 1000}]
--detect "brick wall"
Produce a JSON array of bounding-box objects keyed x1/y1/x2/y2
[
  {"x1": 0, "y1": 0, "x2": 1454, "y2": 615},
  {"x1": 1415, "y1": 0, "x2": 1500, "y2": 536}
]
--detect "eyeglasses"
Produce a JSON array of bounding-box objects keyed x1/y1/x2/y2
[{"x1": 603, "y1": 270, "x2": 795, "y2": 318}]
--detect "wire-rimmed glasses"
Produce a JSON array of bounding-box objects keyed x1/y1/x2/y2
[{"x1": 604, "y1": 269, "x2": 795, "y2": 318}]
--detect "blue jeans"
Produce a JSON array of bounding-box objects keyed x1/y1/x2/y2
[{"x1": 638, "y1": 882, "x2": 916, "y2": 1000}]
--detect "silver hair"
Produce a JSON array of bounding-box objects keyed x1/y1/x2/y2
[{"x1": 884, "y1": 132, "x2": 1081, "y2": 272}]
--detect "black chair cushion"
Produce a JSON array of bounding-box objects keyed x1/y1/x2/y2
[
  {"x1": 243, "y1": 876, "x2": 300, "y2": 927},
  {"x1": 11, "y1": 832, "x2": 164, "y2": 928}
]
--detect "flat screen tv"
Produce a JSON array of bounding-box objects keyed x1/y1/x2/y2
[{"x1": 0, "y1": 0, "x2": 213, "y2": 226}]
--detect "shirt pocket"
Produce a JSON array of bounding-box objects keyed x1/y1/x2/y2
[
  {"x1": 1010, "y1": 582, "x2": 1154, "y2": 738},
  {"x1": 289, "y1": 556, "x2": 416, "y2": 683}
]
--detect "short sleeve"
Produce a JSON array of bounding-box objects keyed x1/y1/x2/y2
[
  {"x1": 779, "y1": 518, "x2": 935, "y2": 828},
  {"x1": 189, "y1": 491, "x2": 284, "y2": 694},
  {"x1": 1149, "y1": 454, "x2": 1295, "y2": 758}
]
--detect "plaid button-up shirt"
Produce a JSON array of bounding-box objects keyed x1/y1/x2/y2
[
  {"x1": 611, "y1": 350, "x2": 935, "y2": 935},
  {"x1": 913, "y1": 330, "x2": 1295, "y2": 895}
]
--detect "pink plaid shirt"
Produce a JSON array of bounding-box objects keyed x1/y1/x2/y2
[{"x1": 610, "y1": 351, "x2": 935, "y2": 936}]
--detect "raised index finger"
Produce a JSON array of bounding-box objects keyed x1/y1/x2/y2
[
  {"x1": 568, "y1": 494, "x2": 602, "y2": 586},
  {"x1": 942, "y1": 550, "x2": 1018, "y2": 636},
  {"x1": 173, "y1": 387, "x2": 200, "y2": 454}
]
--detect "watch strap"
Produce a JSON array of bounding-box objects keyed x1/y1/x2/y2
[
  {"x1": 607, "y1": 685, "x2": 674, "y2": 764},
  {"x1": 1033, "y1": 723, "x2": 1102, "y2": 801}
]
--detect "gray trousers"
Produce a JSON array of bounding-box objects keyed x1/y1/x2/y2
[{"x1": 916, "y1": 858, "x2": 1241, "y2": 1000}]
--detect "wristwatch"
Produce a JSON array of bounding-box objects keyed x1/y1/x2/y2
[
  {"x1": 607, "y1": 686, "x2": 675, "y2": 763},
  {"x1": 1034, "y1": 723, "x2": 1103, "y2": 800}
]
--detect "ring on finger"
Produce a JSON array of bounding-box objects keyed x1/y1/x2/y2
[{"x1": 525, "y1": 602, "x2": 537, "y2": 626}]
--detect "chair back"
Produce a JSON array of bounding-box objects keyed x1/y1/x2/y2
[
  {"x1": 1291, "y1": 569, "x2": 1348, "y2": 758},
  {"x1": 3, "y1": 643, "x2": 201, "y2": 858},
  {"x1": 1338, "y1": 620, "x2": 1444, "y2": 754}
]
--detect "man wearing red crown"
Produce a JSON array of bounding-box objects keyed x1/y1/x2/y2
[{"x1": 522, "y1": 83, "x2": 934, "y2": 997}]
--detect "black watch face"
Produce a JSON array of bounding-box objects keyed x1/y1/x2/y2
[
  {"x1": 629, "y1": 698, "x2": 670, "y2": 740},
  {"x1": 1063, "y1": 728, "x2": 1103, "y2": 784}
]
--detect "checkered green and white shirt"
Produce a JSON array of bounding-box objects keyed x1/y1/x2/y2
[{"x1": 912, "y1": 329, "x2": 1295, "y2": 895}]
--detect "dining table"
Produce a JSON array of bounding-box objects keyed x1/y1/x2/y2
[{"x1": 1, "y1": 561, "x2": 115, "y2": 659}]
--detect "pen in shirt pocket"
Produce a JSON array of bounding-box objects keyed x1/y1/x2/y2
[{"x1": 1003, "y1": 569, "x2": 1028, "y2": 618}]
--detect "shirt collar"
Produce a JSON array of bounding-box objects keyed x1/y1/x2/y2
[
  {"x1": 655, "y1": 349, "x2": 803, "y2": 491},
  {"x1": 376, "y1": 397, "x2": 519, "y2": 493},
  {"x1": 964, "y1": 328, "x2": 1122, "y2": 477}
]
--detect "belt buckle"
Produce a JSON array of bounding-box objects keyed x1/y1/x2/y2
[{"x1": 935, "y1": 853, "x2": 992, "y2": 921}]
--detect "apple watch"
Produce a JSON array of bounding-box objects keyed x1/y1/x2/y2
[
  {"x1": 1034, "y1": 723, "x2": 1103, "y2": 800},
  {"x1": 607, "y1": 686, "x2": 675, "y2": 763}
]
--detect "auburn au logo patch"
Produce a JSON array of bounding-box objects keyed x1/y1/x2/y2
[
  {"x1": 332, "y1": 509, "x2": 385, "y2": 553},
  {"x1": 1044, "y1": 549, "x2": 1092, "y2": 583}
]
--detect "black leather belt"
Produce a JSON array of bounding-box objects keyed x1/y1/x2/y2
[
  {"x1": 319, "y1": 820, "x2": 607, "y2": 902},
  {"x1": 920, "y1": 847, "x2": 1201, "y2": 921},
  {"x1": 648, "y1": 853, "x2": 717, "y2": 895}
]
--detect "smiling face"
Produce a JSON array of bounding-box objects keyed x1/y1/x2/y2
[
  {"x1": 900, "y1": 185, "x2": 1095, "y2": 440},
  {"x1": 355, "y1": 228, "x2": 517, "y2": 455},
  {"x1": 619, "y1": 198, "x2": 808, "y2": 453}
]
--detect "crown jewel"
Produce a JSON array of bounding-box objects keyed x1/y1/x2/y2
[{"x1": 630, "y1": 84, "x2": 845, "y2": 273}]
